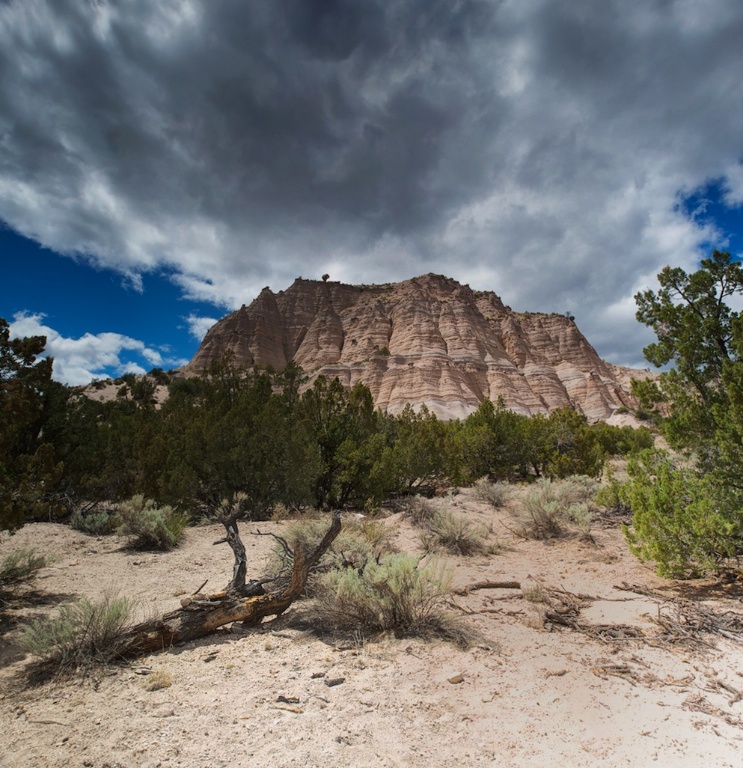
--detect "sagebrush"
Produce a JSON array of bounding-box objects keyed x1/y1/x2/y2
[
  {"x1": 0, "y1": 548, "x2": 47, "y2": 588},
  {"x1": 117, "y1": 495, "x2": 188, "y2": 550},
  {"x1": 515, "y1": 476, "x2": 598, "y2": 539},
  {"x1": 403, "y1": 497, "x2": 437, "y2": 526},
  {"x1": 419, "y1": 508, "x2": 495, "y2": 556},
  {"x1": 20, "y1": 594, "x2": 133, "y2": 674},
  {"x1": 69, "y1": 507, "x2": 121, "y2": 535},
  {"x1": 472, "y1": 477, "x2": 509, "y2": 508},
  {"x1": 314, "y1": 554, "x2": 474, "y2": 647},
  {"x1": 268, "y1": 513, "x2": 397, "y2": 589}
]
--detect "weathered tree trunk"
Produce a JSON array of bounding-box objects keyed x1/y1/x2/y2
[{"x1": 117, "y1": 511, "x2": 341, "y2": 658}]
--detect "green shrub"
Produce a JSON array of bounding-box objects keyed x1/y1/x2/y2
[
  {"x1": 420, "y1": 508, "x2": 494, "y2": 556},
  {"x1": 268, "y1": 513, "x2": 397, "y2": 588},
  {"x1": 20, "y1": 595, "x2": 133, "y2": 674},
  {"x1": 472, "y1": 477, "x2": 509, "y2": 508},
  {"x1": 520, "y1": 491, "x2": 564, "y2": 539},
  {"x1": 516, "y1": 476, "x2": 598, "y2": 539},
  {"x1": 621, "y1": 450, "x2": 743, "y2": 577},
  {"x1": 0, "y1": 548, "x2": 47, "y2": 587},
  {"x1": 314, "y1": 554, "x2": 473, "y2": 646},
  {"x1": 117, "y1": 495, "x2": 188, "y2": 550},
  {"x1": 591, "y1": 422, "x2": 655, "y2": 456},
  {"x1": 69, "y1": 507, "x2": 121, "y2": 535},
  {"x1": 563, "y1": 501, "x2": 592, "y2": 536},
  {"x1": 595, "y1": 469, "x2": 632, "y2": 523}
]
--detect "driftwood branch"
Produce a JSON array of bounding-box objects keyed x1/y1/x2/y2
[{"x1": 116, "y1": 511, "x2": 342, "y2": 658}]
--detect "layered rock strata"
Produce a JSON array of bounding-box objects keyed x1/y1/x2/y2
[{"x1": 186, "y1": 274, "x2": 646, "y2": 421}]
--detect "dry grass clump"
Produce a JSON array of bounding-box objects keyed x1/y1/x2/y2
[
  {"x1": 313, "y1": 554, "x2": 475, "y2": 647},
  {"x1": 118, "y1": 495, "x2": 188, "y2": 550},
  {"x1": 522, "y1": 582, "x2": 550, "y2": 604},
  {"x1": 143, "y1": 668, "x2": 173, "y2": 691},
  {"x1": 420, "y1": 508, "x2": 497, "y2": 556},
  {"x1": 0, "y1": 548, "x2": 47, "y2": 590},
  {"x1": 20, "y1": 594, "x2": 133, "y2": 676},
  {"x1": 269, "y1": 502, "x2": 293, "y2": 521},
  {"x1": 472, "y1": 477, "x2": 509, "y2": 508},
  {"x1": 402, "y1": 497, "x2": 437, "y2": 526},
  {"x1": 514, "y1": 476, "x2": 598, "y2": 540},
  {"x1": 401, "y1": 495, "x2": 498, "y2": 556}
]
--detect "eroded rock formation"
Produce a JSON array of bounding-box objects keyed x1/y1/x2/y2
[{"x1": 186, "y1": 274, "x2": 646, "y2": 421}]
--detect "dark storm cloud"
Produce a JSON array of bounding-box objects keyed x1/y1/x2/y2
[
  {"x1": 1, "y1": 0, "x2": 743, "y2": 368},
  {"x1": 1, "y1": 1, "x2": 501, "y2": 238}
]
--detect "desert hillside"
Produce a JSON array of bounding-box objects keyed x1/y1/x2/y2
[
  {"x1": 2, "y1": 484, "x2": 743, "y2": 768},
  {"x1": 187, "y1": 274, "x2": 648, "y2": 422}
]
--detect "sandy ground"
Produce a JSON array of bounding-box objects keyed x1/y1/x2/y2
[{"x1": 2, "y1": 488, "x2": 743, "y2": 768}]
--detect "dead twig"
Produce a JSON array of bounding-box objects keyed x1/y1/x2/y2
[
  {"x1": 592, "y1": 664, "x2": 638, "y2": 686},
  {"x1": 710, "y1": 679, "x2": 743, "y2": 706},
  {"x1": 254, "y1": 529, "x2": 293, "y2": 559},
  {"x1": 683, "y1": 694, "x2": 743, "y2": 727},
  {"x1": 615, "y1": 582, "x2": 743, "y2": 648}
]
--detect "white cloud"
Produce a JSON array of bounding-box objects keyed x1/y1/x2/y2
[
  {"x1": 121, "y1": 362, "x2": 147, "y2": 376},
  {"x1": 723, "y1": 162, "x2": 743, "y2": 207},
  {"x1": 8, "y1": 312, "x2": 180, "y2": 386},
  {"x1": 185, "y1": 314, "x2": 218, "y2": 342}
]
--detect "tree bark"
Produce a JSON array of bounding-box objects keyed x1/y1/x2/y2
[{"x1": 116, "y1": 511, "x2": 341, "y2": 658}]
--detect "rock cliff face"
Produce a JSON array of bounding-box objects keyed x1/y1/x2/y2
[{"x1": 186, "y1": 274, "x2": 646, "y2": 421}]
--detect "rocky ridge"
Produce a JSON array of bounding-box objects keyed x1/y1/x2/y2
[{"x1": 186, "y1": 274, "x2": 646, "y2": 421}]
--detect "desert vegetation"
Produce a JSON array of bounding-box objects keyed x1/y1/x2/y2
[
  {"x1": 4, "y1": 250, "x2": 743, "y2": 687},
  {"x1": 623, "y1": 251, "x2": 743, "y2": 576},
  {"x1": 0, "y1": 326, "x2": 649, "y2": 536},
  {"x1": 314, "y1": 554, "x2": 474, "y2": 647},
  {"x1": 0, "y1": 548, "x2": 46, "y2": 592},
  {"x1": 5, "y1": 258, "x2": 743, "y2": 767},
  {"x1": 19, "y1": 594, "x2": 134, "y2": 675}
]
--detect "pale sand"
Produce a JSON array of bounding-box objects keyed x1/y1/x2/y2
[{"x1": 2, "y1": 487, "x2": 743, "y2": 768}]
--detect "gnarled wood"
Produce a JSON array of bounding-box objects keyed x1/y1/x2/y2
[{"x1": 117, "y1": 511, "x2": 341, "y2": 658}]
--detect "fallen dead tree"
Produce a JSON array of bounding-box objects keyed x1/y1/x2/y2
[{"x1": 116, "y1": 511, "x2": 341, "y2": 658}]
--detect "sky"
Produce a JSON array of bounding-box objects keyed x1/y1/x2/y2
[{"x1": 1, "y1": 0, "x2": 743, "y2": 385}]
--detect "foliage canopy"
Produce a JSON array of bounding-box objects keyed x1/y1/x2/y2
[
  {"x1": 627, "y1": 251, "x2": 743, "y2": 576},
  {"x1": 1, "y1": 319, "x2": 648, "y2": 532}
]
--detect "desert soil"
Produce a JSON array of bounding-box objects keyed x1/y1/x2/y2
[{"x1": 2, "y1": 487, "x2": 743, "y2": 768}]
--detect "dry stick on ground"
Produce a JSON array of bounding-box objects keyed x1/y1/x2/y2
[
  {"x1": 452, "y1": 580, "x2": 521, "y2": 596},
  {"x1": 541, "y1": 582, "x2": 743, "y2": 649},
  {"x1": 116, "y1": 511, "x2": 342, "y2": 658},
  {"x1": 708, "y1": 678, "x2": 743, "y2": 706},
  {"x1": 616, "y1": 582, "x2": 743, "y2": 646},
  {"x1": 539, "y1": 585, "x2": 661, "y2": 644}
]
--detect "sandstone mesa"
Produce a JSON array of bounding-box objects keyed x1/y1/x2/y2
[{"x1": 187, "y1": 273, "x2": 646, "y2": 422}]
